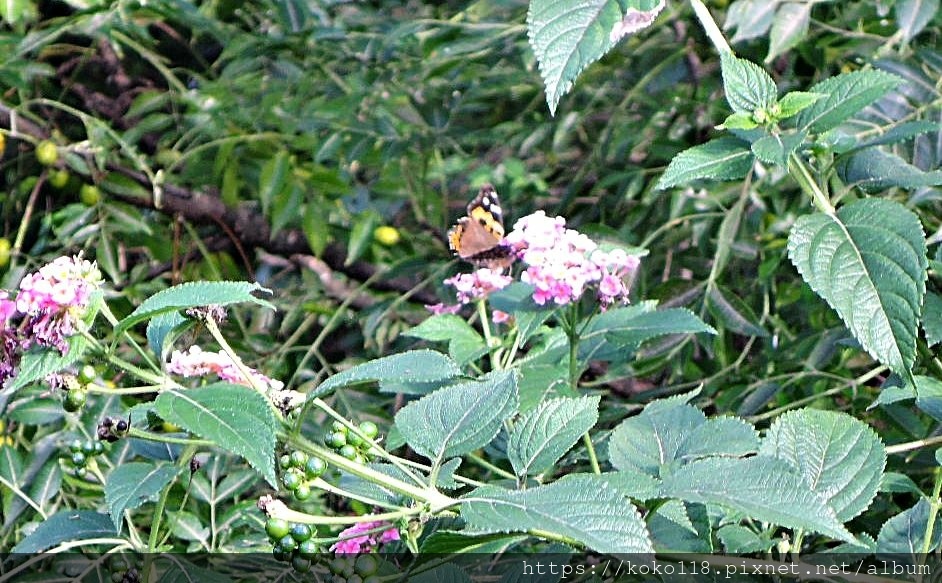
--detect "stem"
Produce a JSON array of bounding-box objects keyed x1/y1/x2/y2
[
  {"x1": 204, "y1": 317, "x2": 265, "y2": 394},
  {"x1": 477, "y1": 299, "x2": 499, "y2": 371},
  {"x1": 688, "y1": 0, "x2": 732, "y2": 55},
  {"x1": 564, "y1": 304, "x2": 602, "y2": 475},
  {"x1": 788, "y1": 152, "x2": 835, "y2": 214},
  {"x1": 148, "y1": 444, "x2": 198, "y2": 551},
  {"x1": 921, "y1": 468, "x2": 942, "y2": 556}
]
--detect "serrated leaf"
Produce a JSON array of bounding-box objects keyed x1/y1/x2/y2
[
  {"x1": 721, "y1": 53, "x2": 778, "y2": 114},
  {"x1": 656, "y1": 136, "x2": 754, "y2": 189},
  {"x1": 155, "y1": 383, "x2": 278, "y2": 487},
  {"x1": 7, "y1": 336, "x2": 89, "y2": 392},
  {"x1": 881, "y1": 472, "x2": 923, "y2": 496},
  {"x1": 760, "y1": 409, "x2": 885, "y2": 522},
  {"x1": 856, "y1": 121, "x2": 942, "y2": 149},
  {"x1": 461, "y1": 474, "x2": 654, "y2": 554},
  {"x1": 705, "y1": 284, "x2": 769, "y2": 337},
  {"x1": 914, "y1": 375, "x2": 942, "y2": 422},
  {"x1": 313, "y1": 350, "x2": 463, "y2": 398},
  {"x1": 405, "y1": 315, "x2": 487, "y2": 366},
  {"x1": 837, "y1": 148, "x2": 942, "y2": 193},
  {"x1": 8, "y1": 398, "x2": 65, "y2": 425},
  {"x1": 507, "y1": 396, "x2": 600, "y2": 477},
  {"x1": 725, "y1": 0, "x2": 777, "y2": 42},
  {"x1": 718, "y1": 111, "x2": 759, "y2": 130},
  {"x1": 598, "y1": 469, "x2": 662, "y2": 500},
  {"x1": 526, "y1": 0, "x2": 623, "y2": 115},
  {"x1": 27, "y1": 459, "x2": 61, "y2": 509},
  {"x1": 896, "y1": 0, "x2": 939, "y2": 43},
  {"x1": 115, "y1": 281, "x2": 274, "y2": 340},
  {"x1": 581, "y1": 305, "x2": 716, "y2": 363},
  {"x1": 750, "y1": 131, "x2": 806, "y2": 166},
  {"x1": 419, "y1": 532, "x2": 529, "y2": 554},
  {"x1": 661, "y1": 456, "x2": 856, "y2": 543},
  {"x1": 924, "y1": 292, "x2": 942, "y2": 347},
  {"x1": 146, "y1": 311, "x2": 190, "y2": 361},
  {"x1": 105, "y1": 462, "x2": 179, "y2": 531},
  {"x1": 787, "y1": 199, "x2": 927, "y2": 377},
  {"x1": 395, "y1": 370, "x2": 518, "y2": 461},
  {"x1": 876, "y1": 498, "x2": 941, "y2": 555},
  {"x1": 11, "y1": 510, "x2": 116, "y2": 553},
  {"x1": 794, "y1": 70, "x2": 903, "y2": 134},
  {"x1": 765, "y1": 3, "x2": 810, "y2": 62},
  {"x1": 776, "y1": 91, "x2": 824, "y2": 119}
]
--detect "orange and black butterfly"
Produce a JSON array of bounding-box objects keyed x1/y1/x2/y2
[{"x1": 447, "y1": 184, "x2": 515, "y2": 270}]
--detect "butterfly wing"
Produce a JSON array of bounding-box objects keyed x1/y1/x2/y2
[{"x1": 448, "y1": 184, "x2": 515, "y2": 269}]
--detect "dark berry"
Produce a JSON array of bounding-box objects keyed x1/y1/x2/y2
[
  {"x1": 304, "y1": 456, "x2": 327, "y2": 479},
  {"x1": 265, "y1": 517, "x2": 291, "y2": 540},
  {"x1": 115, "y1": 419, "x2": 129, "y2": 434},
  {"x1": 290, "y1": 523, "x2": 312, "y2": 542},
  {"x1": 292, "y1": 556, "x2": 312, "y2": 573}
]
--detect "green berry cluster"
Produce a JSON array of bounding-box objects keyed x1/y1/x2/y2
[
  {"x1": 278, "y1": 450, "x2": 328, "y2": 501},
  {"x1": 266, "y1": 517, "x2": 320, "y2": 573},
  {"x1": 323, "y1": 420, "x2": 380, "y2": 463},
  {"x1": 63, "y1": 365, "x2": 98, "y2": 413},
  {"x1": 327, "y1": 554, "x2": 382, "y2": 583},
  {"x1": 65, "y1": 438, "x2": 104, "y2": 477}
]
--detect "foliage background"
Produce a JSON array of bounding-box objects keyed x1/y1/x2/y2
[{"x1": 1, "y1": 0, "x2": 942, "y2": 557}]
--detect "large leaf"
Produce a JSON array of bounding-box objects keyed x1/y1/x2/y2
[
  {"x1": 765, "y1": 2, "x2": 810, "y2": 62},
  {"x1": 579, "y1": 304, "x2": 715, "y2": 362},
  {"x1": 914, "y1": 375, "x2": 942, "y2": 422},
  {"x1": 115, "y1": 281, "x2": 274, "y2": 340},
  {"x1": 794, "y1": 70, "x2": 903, "y2": 134},
  {"x1": 7, "y1": 335, "x2": 89, "y2": 392},
  {"x1": 461, "y1": 474, "x2": 654, "y2": 554},
  {"x1": 395, "y1": 370, "x2": 518, "y2": 461},
  {"x1": 923, "y1": 292, "x2": 942, "y2": 347},
  {"x1": 11, "y1": 510, "x2": 116, "y2": 553},
  {"x1": 656, "y1": 136, "x2": 754, "y2": 190},
  {"x1": 527, "y1": 0, "x2": 662, "y2": 115},
  {"x1": 105, "y1": 462, "x2": 179, "y2": 531},
  {"x1": 507, "y1": 396, "x2": 600, "y2": 477},
  {"x1": 313, "y1": 350, "x2": 463, "y2": 398},
  {"x1": 896, "y1": 0, "x2": 939, "y2": 43},
  {"x1": 405, "y1": 315, "x2": 487, "y2": 366},
  {"x1": 720, "y1": 53, "x2": 777, "y2": 114},
  {"x1": 759, "y1": 409, "x2": 885, "y2": 522},
  {"x1": 661, "y1": 457, "x2": 856, "y2": 543},
  {"x1": 154, "y1": 383, "x2": 278, "y2": 487},
  {"x1": 876, "y1": 498, "x2": 942, "y2": 555},
  {"x1": 837, "y1": 148, "x2": 942, "y2": 193},
  {"x1": 787, "y1": 199, "x2": 927, "y2": 378}
]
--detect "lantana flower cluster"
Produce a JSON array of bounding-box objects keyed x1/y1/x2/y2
[
  {"x1": 434, "y1": 210, "x2": 640, "y2": 313},
  {"x1": 1, "y1": 255, "x2": 102, "y2": 386},
  {"x1": 330, "y1": 520, "x2": 400, "y2": 554}
]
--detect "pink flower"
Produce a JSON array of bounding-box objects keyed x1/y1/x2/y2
[
  {"x1": 330, "y1": 520, "x2": 400, "y2": 555},
  {"x1": 491, "y1": 310, "x2": 511, "y2": 324},
  {"x1": 168, "y1": 345, "x2": 284, "y2": 391},
  {"x1": 443, "y1": 268, "x2": 512, "y2": 304},
  {"x1": 0, "y1": 293, "x2": 19, "y2": 386},
  {"x1": 425, "y1": 302, "x2": 461, "y2": 315}
]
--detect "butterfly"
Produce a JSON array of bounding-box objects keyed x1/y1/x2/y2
[{"x1": 448, "y1": 184, "x2": 515, "y2": 270}]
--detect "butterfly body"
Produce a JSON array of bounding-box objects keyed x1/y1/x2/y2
[{"x1": 448, "y1": 184, "x2": 515, "y2": 270}]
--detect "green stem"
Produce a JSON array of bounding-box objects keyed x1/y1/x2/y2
[
  {"x1": 921, "y1": 468, "x2": 942, "y2": 556},
  {"x1": 127, "y1": 427, "x2": 213, "y2": 447},
  {"x1": 564, "y1": 304, "x2": 601, "y2": 475},
  {"x1": 147, "y1": 444, "x2": 198, "y2": 552},
  {"x1": 788, "y1": 152, "x2": 835, "y2": 215},
  {"x1": 688, "y1": 0, "x2": 732, "y2": 55},
  {"x1": 477, "y1": 299, "x2": 499, "y2": 371}
]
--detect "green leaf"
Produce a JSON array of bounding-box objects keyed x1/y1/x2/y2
[
  {"x1": 837, "y1": 148, "x2": 942, "y2": 193},
  {"x1": 661, "y1": 456, "x2": 856, "y2": 544},
  {"x1": 759, "y1": 409, "x2": 885, "y2": 522},
  {"x1": 705, "y1": 284, "x2": 769, "y2": 337},
  {"x1": 856, "y1": 121, "x2": 942, "y2": 149},
  {"x1": 146, "y1": 311, "x2": 191, "y2": 362},
  {"x1": 8, "y1": 398, "x2": 65, "y2": 425},
  {"x1": 876, "y1": 498, "x2": 941, "y2": 555},
  {"x1": 105, "y1": 462, "x2": 179, "y2": 531},
  {"x1": 302, "y1": 203, "x2": 329, "y2": 255},
  {"x1": 461, "y1": 474, "x2": 654, "y2": 554},
  {"x1": 794, "y1": 70, "x2": 903, "y2": 134},
  {"x1": 395, "y1": 370, "x2": 518, "y2": 461},
  {"x1": 914, "y1": 375, "x2": 942, "y2": 422},
  {"x1": 115, "y1": 281, "x2": 274, "y2": 340},
  {"x1": 924, "y1": 292, "x2": 942, "y2": 347},
  {"x1": 526, "y1": 0, "x2": 623, "y2": 115},
  {"x1": 259, "y1": 150, "x2": 289, "y2": 216},
  {"x1": 405, "y1": 315, "x2": 487, "y2": 366},
  {"x1": 881, "y1": 472, "x2": 924, "y2": 496},
  {"x1": 718, "y1": 111, "x2": 759, "y2": 131},
  {"x1": 419, "y1": 532, "x2": 529, "y2": 554},
  {"x1": 750, "y1": 131, "x2": 805, "y2": 166},
  {"x1": 597, "y1": 469, "x2": 662, "y2": 501},
  {"x1": 312, "y1": 350, "x2": 463, "y2": 398},
  {"x1": 656, "y1": 136, "x2": 754, "y2": 189},
  {"x1": 411, "y1": 564, "x2": 473, "y2": 583},
  {"x1": 0, "y1": 0, "x2": 35, "y2": 24},
  {"x1": 271, "y1": 182, "x2": 302, "y2": 236},
  {"x1": 507, "y1": 396, "x2": 600, "y2": 477},
  {"x1": 346, "y1": 210, "x2": 380, "y2": 266},
  {"x1": 591, "y1": 307, "x2": 716, "y2": 359},
  {"x1": 896, "y1": 0, "x2": 939, "y2": 43},
  {"x1": 787, "y1": 199, "x2": 928, "y2": 378},
  {"x1": 28, "y1": 459, "x2": 61, "y2": 509},
  {"x1": 154, "y1": 383, "x2": 278, "y2": 487},
  {"x1": 7, "y1": 336, "x2": 89, "y2": 392},
  {"x1": 775, "y1": 91, "x2": 824, "y2": 119},
  {"x1": 11, "y1": 510, "x2": 116, "y2": 553},
  {"x1": 721, "y1": 53, "x2": 777, "y2": 114},
  {"x1": 724, "y1": 0, "x2": 776, "y2": 42},
  {"x1": 765, "y1": 3, "x2": 810, "y2": 62}
]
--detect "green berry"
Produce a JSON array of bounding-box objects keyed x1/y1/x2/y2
[
  {"x1": 328, "y1": 558, "x2": 345, "y2": 574},
  {"x1": 359, "y1": 421, "x2": 379, "y2": 440},
  {"x1": 69, "y1": 438, "x2": 83, "y2": 453},
  {"x1": 79, "y1": 184, "x2": 101, "y2": 206},
  {"x1": 93, "y1": 441, "x2": 104, "y2": 454},
  {"x1": 294, "y1": 483, "x2": 312, "y2": 501},
  {"x1": 355, "y1": 554, "x2": 379, "y2": 576},
  {"x1": 71, "y1": 452, "x2": 87, "y2": 467},
  {"x1": 347, "y1": 431, "x2": 364, "y2": 448},
  {"x1": 279, "y1": 454, "x2": 292, "y2": 470},
  {"x1": 289, "y1": 450, "x2": 308, "y2": 468},
  {"x1": 366, "y1": 446, "x2": 383, "y2": 460},
  {"x1": 292, "y1": 556, "x2": 312, "y2": 573},
  {"x1": 64, "y1": 389, "x2": 87, "y2": 412},
  {"x1": 271, "y1": 545, "x2": 289, "y2": 562},
  {"x1": 339, "y1": 444, "x2": 357, "y2": 460},
  {"x1": 353, "y1": 453, "x2": 368, "y2": 465},
  {"x1": 304, "y1": 456, "x2": 327, "y2": 479},
  {"x1": 330, "y1": 420, "x2": 348, "y2": 434},
  {"x1": 49, "y1": 168, "x2": 70, "y2": 189},
  {"x1": 298, "y1": 539, "x2": 319, "y2": 559},
  {"x1": 75, "y1": 466, "x2": 87, "y2": 478},
  {"x1": 348, "y1": 575, "x2": 363, "y2": 583},
  {"x1": 81, "y1": 441, "x2": 97, "y2": 456},
  {"x1": 325, "y1": 431, "x2": 346, "y2": 449},
  {"x1": 112, "y1": 571, "x2": 125, "y2": 583},
  {"x1": 35, "y1": 140, "x2": 59, "y2": 166},
  {"x1": 290, "y1": 523, "x2": 312, "y2": 542},
  {"x1": 265, "y1": 517, "x2": 291, "y2": 540},
  {"x1": 363, "y1": 576, "x2": 381, "y2": 583},
  {"x1": 78, "y1": 364, "x2": 97, "y2": 384},
  {"x1": 279, "y1": 534, "x2": 298, "y2": 552},
  {"x1": 282, "y1": 469, "x2": 303, "y2": 491}
]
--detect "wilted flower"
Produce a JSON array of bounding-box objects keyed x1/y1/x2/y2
[
  {"x1": 0, "y1": 292, "x2": 18, "y2": 386},
  {"x1": 330, "y1": 520, "x2": 400, "y2": 555},
  {"x1": 168, "y1": 345, "x2": 284, "y2": 391}
]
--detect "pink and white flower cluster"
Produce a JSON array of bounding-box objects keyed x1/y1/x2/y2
[
  {"x1": 167, "y1": 345, "x2": 284, "y2": 392},
  {"x1": 330, "y1": 520, "x2": 400, "y2": 554},
  {"x1": 1, "y1": 256, "x2": 102, "y2": 386}
]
